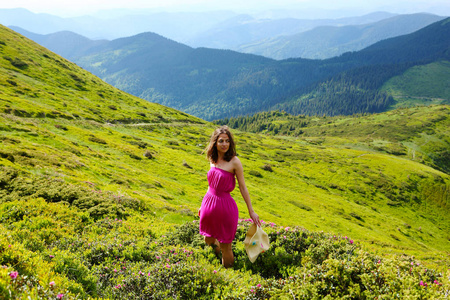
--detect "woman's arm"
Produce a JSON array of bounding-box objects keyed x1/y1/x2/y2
[{"x1": 233, "y1": 157, "x2": 261, "y2": 226}]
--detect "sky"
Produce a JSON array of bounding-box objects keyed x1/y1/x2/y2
[{"x1": 1, "y1": 0, "x2": 450, "y2": 17}]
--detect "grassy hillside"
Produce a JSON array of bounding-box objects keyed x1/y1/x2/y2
[
  {"x1": 383, "y1": 60, "x2": 450, "y2": 107},
  {"x1": 0, "y1": 25, "x2": 449, "y2": 298},
  {"x1": 218, "y1": 105, "x2": 450, "y2": 174}
]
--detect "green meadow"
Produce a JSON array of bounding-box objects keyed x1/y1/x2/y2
[
  {"x1": 382, "y1": 60, "x2": 450, "y2": 107},
  {"x1": 0, "y1": 25, "x2": 449, "y2": 298}
]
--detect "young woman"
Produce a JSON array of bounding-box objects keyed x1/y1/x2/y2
[{"x1": 199, "y1": 125, "x2": 261, "y2": 268}]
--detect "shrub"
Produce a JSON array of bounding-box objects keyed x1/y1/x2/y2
[
  {"x1": 166, "y1": 140, "x2": 179, "y2": 146},
  {"x1": 6, "y1": 79, "x2": 17, "y2": 86},
  {"x1": 129, "y1": 153, "x2": 142, "y2": 160},
  {"x1": 128, "y1": 140, "x2": 149, "y2": 149},
  {"x1": 10, "y1": 58, "x2": 29, "y2": 69},
  {"x1": 261, "y1": 164, "x2": 273, "y2": 172},
  {"x1": 0, "y1": 201, "x2": 448, "y2": 299},
  {"x1": 0, "y1": 167, "x2": 142, "y2": 219},
  {"x1": 0, "y1": 152, "x2": 15, "y2": 163},
  {"x1": 143, "y1": 151, "x2": 153, "y2": 159},
  {"x1": 55, "y1": 124, "x2": 68, "y2": 131},
  {"x1": 88, "y1": 136, "x2": 107, "y2": 144},
  {"x1": 249, "y1": 170, "x2": 262, "y2": 178}
]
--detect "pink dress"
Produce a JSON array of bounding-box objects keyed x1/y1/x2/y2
[{"x1": 199, "y1": 167, "x2": 239, "y2": 244}]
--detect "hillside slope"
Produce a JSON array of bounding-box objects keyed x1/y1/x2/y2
[
  {"x1": 382, "y1": 60, "x2": 450, "y2": 106},
  {"x1": 218, "y1": 105, "x2": 450, "y2": 174},
  {"x1": 0, "y1": 24, "x2": 449, "y2": 298}
]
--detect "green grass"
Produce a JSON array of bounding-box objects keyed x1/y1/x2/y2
[
  {"x1": 218, "y1": 105, "x2": 450, "y2": 174},
  {"x1": 383, "y1": 60, "x2": 450, "y2": 107},
  {"x1": 0, "y1": 24, "x2": 449, "y2": 298}
]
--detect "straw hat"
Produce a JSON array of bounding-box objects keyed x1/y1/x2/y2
[{"x1": 244, "y1": 224, "x2": 270, "y2": 263}]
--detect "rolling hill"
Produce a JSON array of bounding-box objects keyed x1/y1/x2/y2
[{"x1": 0, "y1": 23, "x2": 449, "y2": 298}]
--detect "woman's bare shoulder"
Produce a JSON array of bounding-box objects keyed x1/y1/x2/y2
[
  {"x1": 231, "y1": 155, "x2": 241, "y2": 164},
  {"x1": 231, "y1": 156, "x2": 243, "y2": 171}
]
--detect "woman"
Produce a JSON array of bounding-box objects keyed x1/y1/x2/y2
[{"x1": 199, "y1": 125, "x2": 261, "y2": 268}]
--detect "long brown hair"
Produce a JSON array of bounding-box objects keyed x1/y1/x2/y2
[{"x1": 205, "y1": 126, "x2": 236, "y2": 163}]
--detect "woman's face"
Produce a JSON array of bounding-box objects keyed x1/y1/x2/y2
[{"x1": 216, "y1": 133, "x2": 230, "y2": 154}]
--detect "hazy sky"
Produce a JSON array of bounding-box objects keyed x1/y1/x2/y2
[{"x1": 2, "y1": 0, "x2": 450, "y2": 17}]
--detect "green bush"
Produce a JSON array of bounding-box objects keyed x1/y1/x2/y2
[
  {"x1": 249, "y1": 170, "x2": 263, "y2": 178},
  {"x1": 88, "y1": 136, "x2": 107, "y2": 144},
  {"x1": 0, "y1": 167, "x2": 143, "y2": 219}
]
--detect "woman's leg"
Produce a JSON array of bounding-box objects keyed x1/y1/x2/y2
[
  {"x1": 204, "y1": 236, "x2": 221, "y2": 256},
  {"x1": 220, "y1": 242, "x2": 234, "y2": 268}
]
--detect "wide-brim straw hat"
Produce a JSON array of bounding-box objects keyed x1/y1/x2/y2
[{"x1": 244, "y1": 223, "x2": 270, "y2": 263}]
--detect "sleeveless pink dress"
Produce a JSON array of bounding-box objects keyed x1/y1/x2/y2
[{"x1": 199, "y1": 167, "x2": 239, "y2": 244}]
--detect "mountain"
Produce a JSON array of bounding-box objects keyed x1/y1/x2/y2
[
  {"x1": 268, "y1": 17, "x2": 450, "y2": 117},
  {"x1": 9, "y1": 26, "x2": 108, "y2": 60},
  {"x1": 0, "y1": 8, "x2": 237, "y2": 40},
  {"x1": 237, "y1": 13, "x2": 446, "y2": 59},
  {"x1": 185, "y1": 11, "x2": 397, "y2": 49},
  {"x1": 0, "y1": 26, "x2": 202, "y2": 124},
  {"x1": 21, "y1": 18, "x2": 448, "y2": 120},
  {"x1": 0, "y1": 8, "x2": 70, "y2": 35},
  {"x1": 0, "y1": 23, "x2": 449, "y2": 298}
]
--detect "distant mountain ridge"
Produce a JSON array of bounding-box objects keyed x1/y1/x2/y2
[
  {"x1": 237, "y1": 13, "x2": 446, "y2": 59},
  {"x1": 0, "y1": 8, "x2": 237, "y2": 41},
  {"x1": 11, "y1": 17, "x2": 450, "y2": 120},
  {"x1": 9, "y1": 27, "x2": 108, "y2": 60},
  {"x1": 184, "y1": 11, "x2": 397, "y2": 49},
  {"x1": 0, "y1": 8, "x2": 396, "y2": 43}
]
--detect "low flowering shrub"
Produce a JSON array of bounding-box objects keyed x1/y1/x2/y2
[{"x1": 0, "y1": 201, "x2": 448, "y2": 299}]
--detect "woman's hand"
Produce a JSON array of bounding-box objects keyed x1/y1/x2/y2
[{"x1": 249, "y1": 210, "x2": 261, "y2": 227}]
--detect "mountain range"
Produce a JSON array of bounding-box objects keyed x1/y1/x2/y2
[
  {"x1": 0, "y1": 8, "x2": 404, "y2": 43},
  {"x1": 5, "y1": 9, "x2": 444, "y2": 60},
  {"x1": 236, "y1": 13, "x2": 446, "y2": 59},
  {"x1": 11, "y1": 17, "x2": 450, "y2": 120},
  {"x1": 183, "y1": 11, "x2": 398, "y2": 50},
  {"x1": 0, "y1": 8, "x2": 236, "y2": 41}
]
